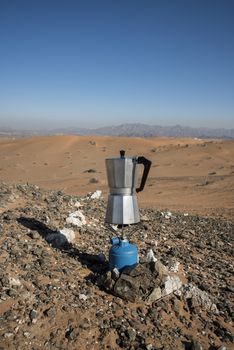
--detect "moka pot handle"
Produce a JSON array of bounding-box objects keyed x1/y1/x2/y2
[{"x1": 136, "y1": 156, "x2": 152, "y2": 193}]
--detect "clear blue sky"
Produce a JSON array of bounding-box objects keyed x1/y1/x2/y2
[{"x1": 0, "y1": 0, "x2": 233, "y2": 129}]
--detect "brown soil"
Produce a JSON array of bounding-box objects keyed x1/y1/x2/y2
[{"x1": 0, "y1": 135, "x2": 233, "y2": 219}]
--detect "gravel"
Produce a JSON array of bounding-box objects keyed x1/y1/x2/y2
[{"x1": 0, "y1": 182, "x2": 233, "y2": 350}]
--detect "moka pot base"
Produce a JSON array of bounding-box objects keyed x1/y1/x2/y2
[{"x1": 105, "y1": 194, "x2": 140, "y2": 225}]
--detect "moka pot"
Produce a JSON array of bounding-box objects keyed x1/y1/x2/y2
[{"x1": 105, "y1": 150, "x2": 151, "y2": 225}]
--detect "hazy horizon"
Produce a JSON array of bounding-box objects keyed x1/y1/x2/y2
[
  {"x1": 1, "y1": 118, "x2": 234, "y2": 131},
  {"x1": 1, "y1": 121, "x2": 234, "y2": 133},
  {"x1": 0, "y1": 0, "x2": 234, "y2": 129}
]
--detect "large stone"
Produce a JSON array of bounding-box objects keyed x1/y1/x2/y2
[
  {"x1": 114, "y1": 274, "x2": 140, "y2": 302},
  {"x1": 191, "y1": 339, "x2": 203, "y2": 350},
  {"x1": 124, "y1": 263, "x2": 151, "y2": 277},
  {"x1": 153, "y1": 261, "x2": 168, "y2": 279},
  {"x1": 126, "y1": 328, "x2": 137, "y2": 341},
  {"x1": 101, "y1": 271, "x2": 115, "y2": 291},
  {"x1": 147, "y1": 287, "x2": 162, "y2": 302}
]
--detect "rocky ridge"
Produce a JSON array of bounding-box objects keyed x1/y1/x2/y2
[{"x1": 0, "y1": 183, "x2": 233, "y2": 350}]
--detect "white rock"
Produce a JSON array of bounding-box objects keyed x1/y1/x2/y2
[
  {"x1": 141, "y1": 215, "x2": 150, "y2": 221},
  {"x1": 23, "y1": 332, "x2": 31, "y2": 338},
  {"x1": 161, "y1": 211, "x2": 172, "y2": 219},
  {"x1": 168, "y1": 260, "x2": 180, "y2": 273},
  {"x1": 66, "y1": 210, "x2": 86, "y2": 227},
  {"x1": 9, "y1": 277, "x2": 21, "y2": 286},
  {"x1": 182, "y1": 283, "x2": 219, "y2": 314},
  {"x1": 174, "y1": 289, "x2": 182, "y2": 297},
  {"x1": 112, "y1": 268, "x2": 120, "y2": 279},
  {"x1": 79, "y1": 293, "x2": 88, "y2": 301},
  {"x1": 74, "y1": 201, "x2": 82, "y2": 208},
  {"x1": 90, "y1": 190, "x2": 102, "y2": 199},
  {"x1": 109, "y1": 224, "x2": 118, "y2": 232},
  {"x1": 4, "y1": 332, "x2": 14, "y2": 338},
  {"x1": 69, "y1": 211, "x2": 84, "y2": 219},
  {"x1": 184, "y1": 213, "x2": 189, "y2": 216},
  {"x1": 146, "y1": 249, "x2": 157, "y2": 263},
  {"x1": 161, "y1": 276, "x2": 182, "y2": 296},
  {"x1": 59, "y1": 228, "x2": 75, "y2": 243}
]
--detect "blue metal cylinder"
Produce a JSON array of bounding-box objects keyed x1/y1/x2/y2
[{"x1": 109, "y1": 237, "x2": 138, "y2": 272}]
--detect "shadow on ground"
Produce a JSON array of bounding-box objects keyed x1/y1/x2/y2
[{"x1": 17, "y1": 217, "x2": 108, "y2": 274}]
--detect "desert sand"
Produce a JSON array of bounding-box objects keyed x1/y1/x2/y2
[
  {"x1": 0, "y1": 136, "x2": 234, "y2": 350},
  {"x1": 0, "y1": 135, "x2": 233, "y2": 219}
]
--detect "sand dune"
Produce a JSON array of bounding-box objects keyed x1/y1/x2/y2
[{"x1": 0, "y1": 135, "x2": 233, "y2": 218}]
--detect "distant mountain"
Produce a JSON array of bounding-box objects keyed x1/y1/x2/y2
[
  {"x1": 0, "y1": 123, "x2": 234, "y2": 139},
  {"x1": 91, "y1": 123, "x2": 234, "y2": 139},
  {"x1": 41, "y1": 123, "x2": 234, "y2": 139}
]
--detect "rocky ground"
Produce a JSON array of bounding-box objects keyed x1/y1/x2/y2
[{"x1": 0, "y1": 183, "x2": 233, "y2": 350}]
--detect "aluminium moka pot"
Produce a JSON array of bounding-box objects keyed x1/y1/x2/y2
[{"x1": 105, "y1": 150, "x2": 152, "y2": 225}]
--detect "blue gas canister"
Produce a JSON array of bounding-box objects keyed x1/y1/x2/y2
[{"x1": 109, "y1": 237, "x2": 138, "y2": 272}]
